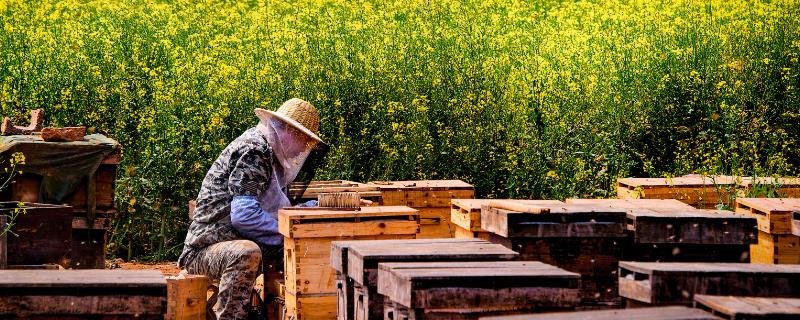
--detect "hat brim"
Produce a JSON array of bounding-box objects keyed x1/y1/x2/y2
[{"x1": 254, "y1": 108, "x2": 324, "y2": 144}]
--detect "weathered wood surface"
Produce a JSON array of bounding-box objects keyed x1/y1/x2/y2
[
  {"x1": 617, "y1": 176, "x2": 738, "y2": 208},
  {"x1": 370, "y1": 180, "x2": 475, "y2": 208},
  {"x1": 0, "y1": 270, "x2": 166, "y2": 317},
  {"x1": 479, "y1": 306, "x2": 721, "y2": 320},
  {"x1": 285, "y1": 292, "x2": 337, "y2": 320},
  {"x1": 738, "y1": 177, "x2": 800, "y2": 198},
  {"x1": 279, "y1": 206, "x2": 419, "y2": 238},
  {"x1": 567, "y1": 199, "x2": 757, "y2": 245},
  {"x1": 750, "y1": 230, "x2": 800, "y2": 264},
  {"x1": 481, "y1": 204, "x2": 627, "y2": 238},
  {"x1": 618, "y1": 262, "x2": 800, "y2": 305},
  {"x1": 694, "y1": 294, "x2": 800, "y2": 320},
  {"x1": 335, "y1": 239, "x2": 518, "y2": 320},
  {"x1": 378, "y1": 261, "x2": 580, "y2": 311},
  {"x1": 0, "y1": 215, "x2": 6, "y2": 269},
  {"x1": 288, "y1": 180, "x2": 383, "y2": 201},
  {"x1": 736, "y1": 198, "x2": 800, "y2": 235},
  {"x1": 0, "y1": 202, "x2": 72, "y2": 267},
  {"x1": 451, "y1": 199, "x2": 562, "y2": 232},
  {"x1": 165, "y1": 275, "x2": 208, "y2": 320},
  {"x1": 624, "y1": 243, "x2": 750, "y2": 263}
]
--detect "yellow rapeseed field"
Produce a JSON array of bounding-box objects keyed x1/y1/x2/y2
[{"x1": 1, "y1": 0, "x2": 798, "y2": 259}]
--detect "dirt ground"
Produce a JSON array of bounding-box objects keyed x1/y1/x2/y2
[{"x1": 108, "y1": 258, "x2": 181, "y2": 276}]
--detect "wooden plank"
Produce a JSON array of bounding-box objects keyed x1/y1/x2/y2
[
  {"x1": 417, "y1": 207, "x2": 455, "y2": 239},
  {"x1": 624, "y1": 243, "x2": 751, "y2": 263},
  {"x1": 165, "y1": 275, "x2": 208, "y2": 320},
  {"x1": 0, "y1": 215, "x2": 6, "y2": 270},
  {"x1": 481, "y1": 204, "x2": 627, "y2": 238},
  {"x1": 0, "y1": 295, "x2": 166, "y2": 316},
  {"x1": 371, "y1": 180, "x2": 475, "y2": 208},
  {"x1": 378, "y1": 261, "x2": 580, "y2": 310},
  {"x1": 479, "y1": 306, "x2": 720, "y2": 320},
  {"x1": 618, "y1": 262, "x2": 800, "y2": 305},
  {"x1": 370, "y1": 180, "x2": 474, "y2": 191},
  {"x1": 736, "y1": 198, "x2": 800, "y2": 234},
  {"x1": 694, "y1": 294, "x2": 800, "y2": 320},
  {"x1": 617, "y1": 176, "x2": 738, "y2": 207},
  {"x1": 750, "y1": 230, "x2": 800, "y2": 264},
  {"x1": 0, "y1": 269, "x2": 167, "y2": 288}
]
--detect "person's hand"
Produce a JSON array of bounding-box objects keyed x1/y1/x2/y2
[{"x1": 360, "y1": 199, "x2": 374, "y2": 206}]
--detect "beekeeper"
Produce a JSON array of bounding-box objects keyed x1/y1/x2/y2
[{"x1": 178, "y1": 98, "x2": 326, "y2": 319}]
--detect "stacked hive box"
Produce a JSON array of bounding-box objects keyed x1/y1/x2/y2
[
  {"x1": 379, "y1": 261, "x2": 581, "y2": 319},
  {"x1": 694, "y1": 294, "x2": 800, "y2": 319},
  {"x1": 738, "y1": 177, "x2": 800, "y2": 198},
  {"x1": 450, "y1": 199, "x2": 562, "y2": 240},
  {"x1": 568, "y1": 199, "x2": 757, "y2": 262},
  {"x1": 371, "y1": 180, "x2": 475, "y2": 239},
  {"x1": 0, "y1": 202, "x2": 72, "y2": 268},
  {"x1": 618, "y1": 262, "x2": 800, "y2": 307},
  {"x1": 278, "y1": 206, "x2": 419, "y2": 320},
  {"x1": 480, "y1": 200, "x2": 628, "y2": 307},
  {"x1": 617, "y1": 175, "x2": 738, "y2": 209},
  {"x1": 331, "y1": 238, "x2": 518, "y2": 320},
  {"x1": 736, "y1": 198, "x2": 800, "y2": 264},
  {"x1": 0, "y1": 136, "x2": 120, "y2": 269}
]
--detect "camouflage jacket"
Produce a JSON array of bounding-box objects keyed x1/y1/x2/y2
[{"x1": 179, "y1": 127, "x2": 275, "y2": 267}]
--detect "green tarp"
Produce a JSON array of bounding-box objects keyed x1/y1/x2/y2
[{"x1": 0, "y1": 134, "x2": 119, "y2": 203}]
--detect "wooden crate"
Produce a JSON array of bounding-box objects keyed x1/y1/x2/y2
[
  {"x1": 618, "y1": 262, "x2": 800, "y2": 306},
  {"x1": 378, "y1": 261, "x2": 580, "y2": 319},
  {"x1": 738, "y1": 177, "x2": 800, "y2": 198},
  {"x1": 166, "y1": 275, "x2": 208, "y2": 320},
  {"x1": 479, "y1": 306, "x2": 719, "y2": 320},
  {"x1": 331, "y1": 238, "x2": 518, "y2": 320},
  {"x1": 370, "y1": 180, "x2": 476, "y2": 239},
  {"x1": 567, "y1": 199, "x2": 757, "y2": 245},
  {"x1": 451, "y1": 199, "x2": 562, "y2": 239},
  {"x1": 481, "y1": 202, "x2": 627, "y2": 306},
  {"x1": 288, "y1": 180, "x2": 383, "y2": 203},
  {"x1": 750, "y1": 230, "x2": 800, "y2": 264},
  {"x1": 736, "y1": 198, "x2": 800, "y2": 235},
  {"x1": 617, "y1": 176, "x2": 739, "y2": 208},
  {"x1": 279, "y1": 206, "x2": 419, "y2": 320},
  {"x1": 0, "y1": 202, "x2": 72, "y2": 268},
  {"x1": 0, "y1": 270, "x2": 166, "y2": 318},
  {"x1": 694, "y1": 294, "x2": 800, "y2": 320}
]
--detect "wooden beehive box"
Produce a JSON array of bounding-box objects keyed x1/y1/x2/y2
[
  {"x1": 617, "y1": 175, "x2": 738, "y2": 208},
  {"x1": 279, "y1": 206, "x2": 419, "y2": 320},
  {"x1": 0, "y1": 202, "x2": 72, "y2": 268},
  {"x1": 370, "y1": 180, "x2": 475, "y2": 239},
  {"x1": 165, "y1": 275, "x2": 208, "y2": 320},
  {"x1": 0, "y1": 270, "x2": 166, "y2": 318},
  {"x1": 694, "y1": 294, "x2": 800, "y2": 320},
  {"x1": 450, "y1": 199, "x2": 562, "y2": 240},
  {"x1": 479, "y1": 306, "x2": 720, "y2": 320},
  {"x1": 378, "y1": 261, "x2": 580, "y2": 319},
  {"x1": 618, "y1": 262, "x2": 800, "y2": 307},
  {"x1": 738, "y1": 177, "x2": 800, "y2": 198},
  {"x1": 481, "y1": 201, "x2": 628, "y2": 306},
  {"x1": 288, "y1": 180, "x2": 383, "y2": 203},
  {"x1": 736, "y1": 198, "x2": 800, "y2": 264},
  {"x1": 569, "y1": 199, "x2": 757, "y2": 263},
  {"x1": 331, "y1": 238, "x2": 518, "y2": 320}
]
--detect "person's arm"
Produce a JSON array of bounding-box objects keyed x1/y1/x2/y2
[{"x1": 227, "y1": 146, "x2": 280, "y2": 246}]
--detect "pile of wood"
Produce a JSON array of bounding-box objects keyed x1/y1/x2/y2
[
  {"x1": 370, "y1": 180, "x2": 475, "y2": 239},
  {"x1": 480, "y1": 200, "x2": 628, "y2": 307},
  {"x1": 278, "y1": 205, "x2": 420, "y2": 320},
  {"x1": 736, "y1": 198, "x2": 800, "y2": 264}
]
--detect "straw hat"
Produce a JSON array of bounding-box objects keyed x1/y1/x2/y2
[{"x1": 255, "y1": 98, "x2": 323, "y2": 143}]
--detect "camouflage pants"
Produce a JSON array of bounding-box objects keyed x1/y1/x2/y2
[{"x1": 184, "y1": 239, "x2": 263, "y2": 320}]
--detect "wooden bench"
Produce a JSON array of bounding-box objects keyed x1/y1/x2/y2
[{"x1": 0, "y1": 269, "x2": 166, "y2": 319}]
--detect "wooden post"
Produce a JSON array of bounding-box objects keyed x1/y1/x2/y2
[
  {"x1": 166, "y1": 275, "x2": 209, "y2": 320},
  {"x1": 0, "y1": 215, "x2": 6, "y2": 270}
]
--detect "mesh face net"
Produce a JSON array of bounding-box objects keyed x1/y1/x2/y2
[{"x1": 259, "y1": 117, "x2": 329, "y2": 205}]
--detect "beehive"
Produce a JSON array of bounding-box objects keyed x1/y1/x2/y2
[
  {"x1": 736, "y1": 198, "x2": 800, "y2": 264},
  {"x1": 617, "y1": 175, "x2": 738, "y2": 209},
  {"x1": 450, "y1": 199, "x2": 562, "y2": 240}
]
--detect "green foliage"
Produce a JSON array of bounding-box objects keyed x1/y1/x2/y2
[{"x1": 1, "y1": 0, "x2": 798, "y2": 260}]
